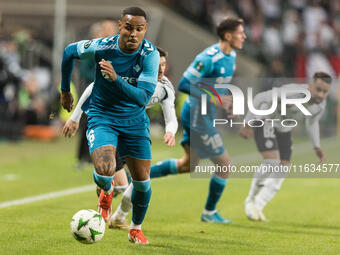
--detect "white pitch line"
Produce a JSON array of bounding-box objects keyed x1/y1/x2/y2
[
  {"x1": 0, "y1": 184, "x2": 95, "y2": 209},
  {"x1": 0, "y1": 137, "x2": 338, "y2": 209}
]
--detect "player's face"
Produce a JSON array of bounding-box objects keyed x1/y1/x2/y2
[
  {"x1": 118, "y1": 15, "x2": 147, "y2": 53},
  {"x1": 309, "y1": 79, "x2": 331, "y2": 104},
  {"x1": 227, "y1": 25, "x2": 246, "y2": 50},
  {"x1": 158, "y1": 56, "x2": 166, "y2": 81}
]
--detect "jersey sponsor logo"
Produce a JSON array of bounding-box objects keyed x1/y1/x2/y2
[
  {"x1": 220, "y1": 67, "x2": 225, "y2": 74},
  {"x1": 121, "y1": 76, "x2": 138, "y2": 85},
  {"x1": 84, "y1": 40, "x2": 93, "y2": 49}
]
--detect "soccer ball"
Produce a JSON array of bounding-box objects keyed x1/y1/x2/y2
[{"x1": 70, "y1": 209, "x2": 105, "y2": 244}]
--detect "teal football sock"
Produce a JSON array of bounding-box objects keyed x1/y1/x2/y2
[
  {"x1": 205, "y1": 175, "x2": 227, "y2": 211},
  {"x1": 150, "y1": 159, "x2": 177, "y2": 178},
  {"x1": 131, "y1": 179, "x2": 151, "y2": 225},
  {"x1": 92, "y1": 170, "x2": 113, "y2": 192}
]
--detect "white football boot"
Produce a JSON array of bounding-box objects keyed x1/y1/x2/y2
[{"x1": 245, "y1": 199, "x2": 267, "y2": 222}]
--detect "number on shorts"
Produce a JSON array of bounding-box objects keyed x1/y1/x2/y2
[
  {"x1": 201, "y1": 133, "x2": 223, "y2": 151},
  {"x1": 87, "y1": 129, "x2": 95, "y2": 148},
  {"x1": 263, "y1": 123, "x2": 275, "y2": 138}
]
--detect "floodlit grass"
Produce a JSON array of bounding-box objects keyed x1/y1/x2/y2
[{"x1": 0, "y1": 133, "x2": 339, "y2": 255}]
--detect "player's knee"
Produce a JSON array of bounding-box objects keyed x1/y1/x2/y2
[
  {"x1": 132, "y1": 179, "x2": 151, "y2": 192},
  {"x1": 265, "y1": 178, "x2": 285, "y2": 192},
  {"x1": 177, "y1": 158, "x2": 190, "y2": 173},
  {"x1": 92, "y1": 159, "x2": 115, "y2": 176},
  {"x1": 91, "y1": 146, "x2": 116, "y2": 176},
  {"x1": 114, "y1": 168, "x2": 128, "y2": 186},
  {"x1": 122, "y1": 192, "x2": 132, "y2": 206},
  {"x1": 261, "y1": 159, "x2": 280, "y2": 174}
]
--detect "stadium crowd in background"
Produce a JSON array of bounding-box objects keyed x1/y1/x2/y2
[
  {"x1": 0, "y1": 0, "x2": 339, "y2": 141},
  {"x1": 161, "y1": 0, "x2": 340, "y2": 133},
  {"x1": 0, "y1": 19, "x2": 118, "y2": 143},
  {"x1": 162, "y1": 0, "x2": 340, "y2": 81},
  {"x1": 0, "y1": 33, "x2": 60, "y2": 141}
]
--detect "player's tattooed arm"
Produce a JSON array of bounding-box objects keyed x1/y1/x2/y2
[{"x1": 91, "y1": 145, "x2": 116, "y2": 176}]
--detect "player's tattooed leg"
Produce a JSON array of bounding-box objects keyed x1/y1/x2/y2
[{"x1": 92, "y1": 145, "x2": 116, "y2": 176}]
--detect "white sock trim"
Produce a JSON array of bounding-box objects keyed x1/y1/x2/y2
[
  {"x1": 104, "y1": 185, "x2": 114, "y2": 195},
  {"x1": 130, "y1": 222, "x2": 142, "y2": 230},
  {"x1": 203, "y1": 209, "x2": 217, "y2": 216},
  {"x1": 114, "y1": 184, "x2": 129, "y2": 194}
]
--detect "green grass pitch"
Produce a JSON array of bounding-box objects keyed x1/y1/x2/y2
[{"x1": 0, "y1": 133, "x2": 339, "y2": 255}]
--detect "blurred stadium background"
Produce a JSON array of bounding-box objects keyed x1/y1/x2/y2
[{"x1": 0, "y1": 0, "x2": 339, "y2": 143}]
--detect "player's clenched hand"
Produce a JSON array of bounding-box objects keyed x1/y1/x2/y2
[
  {"x1": 62, "y1": 119, "x2": 79, "y2": 138},
  {"x1": 315, "y1": 147, "x2": 326, "y2": 163},
  {"x1": 99, "y1": 59, "x2": 117, "y2": 81},
  {"x1": 240, "y1": 125, "x2": 253, "y2": 139},
  {"x1": 60, "y1": 91, "x2": 74, "y2": 112},
  {"x1": 220, "y1": 95, "x2": 233, "y2": 114},
  {"x1": 164, "y1": 131, "x2": 175, "y2": 147}
]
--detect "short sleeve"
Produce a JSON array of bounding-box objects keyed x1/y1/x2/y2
[
  {"x1": 183, "y1": 55, "x2": 212, "y2": 80},
  {"x1": 76, "y1": 39, "x2": 100, "y2": 60}
]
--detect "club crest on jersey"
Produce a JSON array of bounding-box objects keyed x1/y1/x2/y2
[
  {"x1": 134, "y1": 64, "x2": 141, "y2": 73},
  {"x1": 265, "y1": 139, "x2": 274, "y2": 149},
  {"x1": 195, "y1": 61, "x2": 204, "y2": 72},
  {"x1": 84, "y1": 40, "x2": 93, "y2": 49},
  {"x1": 149, "y1": 96, "x2": 161, "y2": 105}
]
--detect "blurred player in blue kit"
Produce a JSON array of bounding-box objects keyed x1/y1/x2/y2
[
  {"x1": 60, "y1": 7, "x2": 160, "y2": 244},
  {"x1": 148, "y1": 17, "x2": 246, "y2": 223}
]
